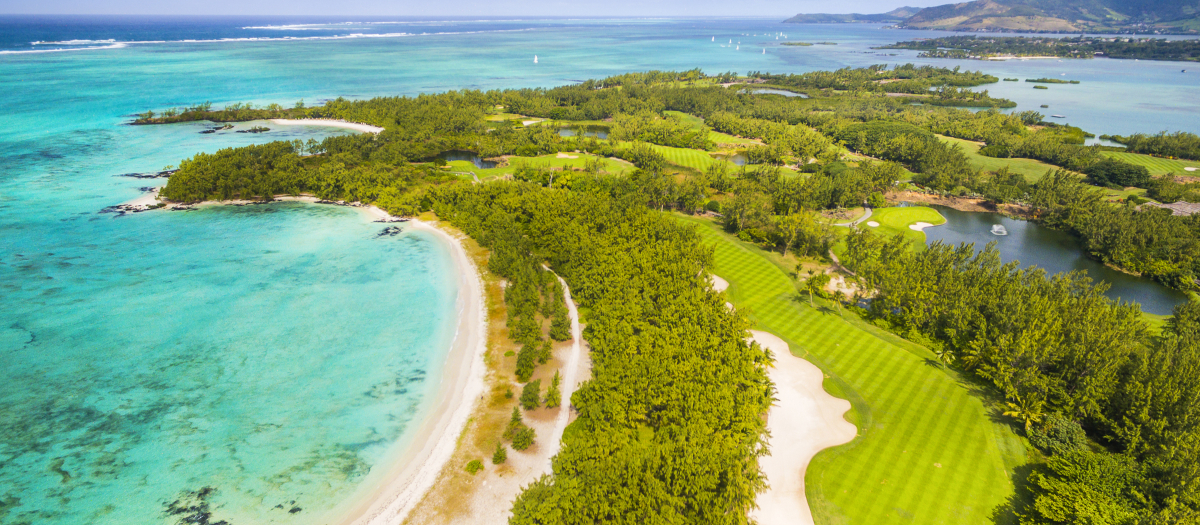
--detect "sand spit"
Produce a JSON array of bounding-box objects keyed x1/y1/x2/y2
[
  {"x1": 269, "y1": 118, "x2": 384, "y2": 134},
  {"x1": 749, "y1": 330, "x2": 857, "y2": 525}
]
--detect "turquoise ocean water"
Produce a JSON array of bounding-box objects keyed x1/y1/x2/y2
[{"x1": 1, "y1": 16, "x2": 1197, "y2": 524}]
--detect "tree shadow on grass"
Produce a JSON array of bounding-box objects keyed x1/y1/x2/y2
[{"x1": 990, "y1": 462, "x2": 1037, "y2": 525}]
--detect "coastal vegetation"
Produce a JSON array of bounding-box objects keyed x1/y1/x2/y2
[
  {"x1": 882, "y1": 35, "x2": 1200, "y2": 62},
  {"x1": 146, "y1": 67, "x2": 1200, "y2": 522}
]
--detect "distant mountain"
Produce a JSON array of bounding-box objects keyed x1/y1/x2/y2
[
  {"x1": 784, "y1": 0, "x2": 1200, "y2": 34},
  {"x1": 783, "y1": 6, "x2": 922, "y2": 24}
]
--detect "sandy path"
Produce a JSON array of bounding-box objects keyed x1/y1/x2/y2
[
  {"x1": 406, "y1": 270, "x2": 589, "y2": 525},
  {"x1": 336, "y1": 218, "x2": 488, "y2": 525},
  {"x1": 542, "y1": 272, "x2": 585, "y2": 466},
  {"x1": 270, "y1": 118, "x2": 384, "y2": 134}
]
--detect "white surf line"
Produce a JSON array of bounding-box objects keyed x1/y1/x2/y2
[
  {"x1": 269, "y1": 118, "x2": 383, "y2": 134},
  {"x1": 542, "y1": 271, "x2": 586, "y2": 467}
]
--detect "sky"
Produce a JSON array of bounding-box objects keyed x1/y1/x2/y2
[{"x1": 0, "y1": 0, "x2": 946, "y2": 17}]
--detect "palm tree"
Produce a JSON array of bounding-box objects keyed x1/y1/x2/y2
[
  {"x1": 933, "y1": 346, "x2": 955, "y2": 370},
  {"x1": 1002, "y1": 394, "x2": 1045, "y2": 433},
  {"x1": 833, "y1": 290, "x2": 846, "y2": 313}
]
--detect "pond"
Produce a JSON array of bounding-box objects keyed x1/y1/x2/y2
[
  {"x1": 922, "y1": 206, "x2": 1189, "y2": 316},
  {"x1": 745, "y1": 88, "x2": 809, "y2": 98},
  {"x1": 558, "y1": 125, "x2": 609, "y2": 139},
  {"x1": 715, "y1": 153, "x2": 748, "y2": 166},
  {"x1": 436, "y1": 150, "x2": 497, "y2": 169}
]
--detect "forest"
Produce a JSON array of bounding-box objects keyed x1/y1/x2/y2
[
  {"x1": 882, "y1": 35, "x2": 1200, "y2": 62},
  {"x1": 148, "y1": 67, "x2": 1200, "y2": 522}
]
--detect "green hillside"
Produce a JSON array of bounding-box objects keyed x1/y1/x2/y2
[{"x1": 787, "y1": 0, "x2": 1200, "y2": 34}]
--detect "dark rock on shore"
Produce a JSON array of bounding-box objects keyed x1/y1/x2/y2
[{"x1": 377, "y1": 226, "x2": 404, "y2": 237}]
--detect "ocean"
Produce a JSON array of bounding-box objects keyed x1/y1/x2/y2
[{"x1": 0, "y1": 15, "x2": 1197, "y2": 525}]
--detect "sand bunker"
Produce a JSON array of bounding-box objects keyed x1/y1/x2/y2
[
  {"x1": 865, "y1": 221, "x2": 879, "y2": 227},
  {"x1": 749, "y1": 330, "x2": 857, "y2": 525},
  {"x1": 909, "y1": 221, "x2": 934, "y2": 231}
]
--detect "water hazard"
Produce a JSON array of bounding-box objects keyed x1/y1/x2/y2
[{"x1": 923, "y1": 205, "x2": 1189, "y2": 315}]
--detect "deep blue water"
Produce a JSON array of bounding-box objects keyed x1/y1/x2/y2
[{"x1": 0, "y1": 15, "x2": 1197, "y2": 525}]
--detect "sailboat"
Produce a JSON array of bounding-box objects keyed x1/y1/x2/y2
[
  {"x1": 712, "y1": 36, "x2": 714, "y2": 41},
  {"x1": 736, "y1": 45, "x2": 739, "y2": 50},
  {"x1": 534, "y1": 55, "x2": 538, "y2": 64},
  {"x1": 762, "y1": 48, "x2": 765, "y2": 54}
]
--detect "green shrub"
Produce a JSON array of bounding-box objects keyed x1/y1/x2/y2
[
  {"x1": 492, "y1": 442, "x2": 508, "y2": 464},
  {"x1": 1084, "y1": 158, "x2": 1151, "y2": 188},
  {"x1": 512, "y1": 427, "x2": 536, "y2": 451},
  {"x1": 465, "y1": 459, "x2": 484, "y2": 474},
  {"x1": 1028, "y1": 414, "x2": 1089, "y2": 457}
]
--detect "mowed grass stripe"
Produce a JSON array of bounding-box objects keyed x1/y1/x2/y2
[
  {"x1": 677, "y1": 215, "x2": 1025, "y2": 525},
  {"x1": 1102, "y1": 151, "x2": 1200, "y2": 176}
]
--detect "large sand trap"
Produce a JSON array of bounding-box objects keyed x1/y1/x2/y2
[
  {"x1": 909, "y1": 221, "x2": 934, "y2": 231},
  {"x1": 270, "y1": 118, "x2": 384, "y2": 134},
  {"x1": 866, "y1": 221, "x2": 879, "y2": 227},
  {"x1": 749, "y1": 330, "x2": 857, "y2": 525}
]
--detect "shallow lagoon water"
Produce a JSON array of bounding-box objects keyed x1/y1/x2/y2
[
  {"x1": 1, "y1": 15, "x2": 1198, "y2": 525},
  {"x1": 923, "y1": 206, "x2": 1189, "y2": 315}
]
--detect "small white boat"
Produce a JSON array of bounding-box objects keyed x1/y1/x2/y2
[
  {"x1": 736, "y1": 45, "x2": 739, "y2": 50},
  {"x1": 534, "y1": 55, "x2": 538, "y2": 64},
  {"x1": 712, "y1": 36, "x2": 714, "y2": 41},
  {"x1": 762, "y1": 48, "x2": 765, "y2": 54},
  {"x1": 1051, "y1": 114, "x2": 1066, "y2": 118},
  {"x1": 991, "y1": 224, "x2": 1008, "y2": 236}
]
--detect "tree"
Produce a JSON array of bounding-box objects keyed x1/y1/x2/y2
[
  {"x1": 1003, "y1": 394, "x2": 1046, "y2": 433},
  {"x1": 803, "y1": 270, "x2": 831, "y2": 307},
  {"x1": 933, "y1": 346, "x2": 955, "y2": 370},
  {"x1": 544, "y1": 371, "x2": 562, "y2": 408},
  {"x1": 492, "y1": 442, "x2": 508, "y2": 465},
  {"x1": 520, "y1": 379, "x2": 543, "y2": 410}
]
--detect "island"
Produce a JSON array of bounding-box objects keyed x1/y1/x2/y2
[
  {"x1": 880, "y1": 35, "x2": 1200, "y2": 62},
  {"x1": 132, "y1": 67, "x2": 1200, "y2": 525}
]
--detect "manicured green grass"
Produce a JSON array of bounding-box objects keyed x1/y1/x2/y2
[
  {"x1": 710, "y1": 130, "x2": 762, "y2": 145},
  {"x1": 677, "y1": 215, "x2": 1028, "y2": 525},
  {"x1": 939, "y1": 135, "x2": 1060, "y2": 182},
  {"x1": 1101, "y1": 151, "x2": 1200, "y2": 176},
  {"x1": 865, "y1": 206, "x2": 947, "y2": 244},
  {"x1": 460, "y1": 153, "x2": 633, "y2": 180},
  {"x1": 646, "y1": 144, "x2": 736, "y2": 172}
]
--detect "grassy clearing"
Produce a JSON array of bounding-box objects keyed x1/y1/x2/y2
[
  {"x1": 864, "y1": 206, "x2": 947, "y2": 244},
  {"x1": 677, "y1": 215, "x2": 1028, "y2": 525},
  {"x1": 1101, "y1": 151, "x2": 1200, "y2": 176},
  {"x1": 939, "y1": 135, "x2": 1059, "y2": 182}
]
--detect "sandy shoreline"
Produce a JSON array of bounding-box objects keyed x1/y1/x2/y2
[
  {"x1": 124, "y1": 192, "x2": 490, "y2": 525},
  {"x1": 332, "y1": 217, "x2": 488, "y2": 525},
  {"x1": 270, "y1": 118, "x2": 384, "y2": 134}
]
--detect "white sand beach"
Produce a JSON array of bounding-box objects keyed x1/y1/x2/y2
[
  {"x1": 749, "y1": 330, "x2": 857, "y2": 525},
  {"x1": 335, "y1": 218, "x2": 489, "y2": 525},
  {"x1": 406, "y1": 270, "x2": 590, "y2": 525},
  {"x1": 269, "y1": 118, "x2": 384, "y2": 134}
]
